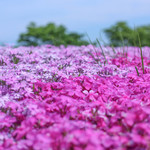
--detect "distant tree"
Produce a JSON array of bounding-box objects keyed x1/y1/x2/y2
[
  {"x1": 18, "y1": 22, "x2": 89, "y2": 46},
  {"x1": 104, "y1": 21, "x2": 150, "y2": 47},
  {"x1": 135, "y1": 25, "x2": 150, "y2": 47}
]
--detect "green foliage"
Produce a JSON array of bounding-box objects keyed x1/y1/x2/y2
[
  {"x1": 18, "y1": 22, "x2": 89, "y2": 46},
  {"x1": 135, "y1": 25, "x2": 150, "y2": 47},
  {"x1": 135, "y1": 66, "x2": 139, "y2": 76},
  {"x1": 104, "y1": 21, "x2": 150, "y2": 47},
  {"x1": 12, "y1": 56, "x2": 19, "y2": 64},
  {"x1": 0, "y1": 80, "x2": 6, "y2": 86},
  {"x1": 0, "y1": 59, "x2": 6, "y2": 66}
]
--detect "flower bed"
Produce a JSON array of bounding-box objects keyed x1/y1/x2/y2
[{"x1": 0, "y1": 45, "x2": 150, "y2": 149}]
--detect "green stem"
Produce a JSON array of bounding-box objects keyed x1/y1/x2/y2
[
  {"x1": 135, "y1": 66, "x2": 139, "y2": 76},
  {"x1": 96, "y1": 38, "x2": 108, "y2": 64},
  {"x1": 137, "y1": 31, "x2": 144, "y2": 74}
]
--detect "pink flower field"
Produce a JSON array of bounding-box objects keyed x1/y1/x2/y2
[{"x1": 1, "y1": 45, "x2": 150, "y2": 150}]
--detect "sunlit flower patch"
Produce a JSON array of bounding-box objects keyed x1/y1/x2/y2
[{"x1": 1, "y1": 45, "x2": 150, "y2": 149}]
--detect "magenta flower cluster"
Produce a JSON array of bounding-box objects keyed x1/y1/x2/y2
[{"x1": 1, "y1": 45, "x2": 150, "y2": 149}]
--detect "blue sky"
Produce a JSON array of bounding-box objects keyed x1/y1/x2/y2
[{"x1": 0, "y1": 0, "x2": 150, "y2": 44}]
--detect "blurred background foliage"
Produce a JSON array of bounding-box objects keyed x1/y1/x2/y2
[
  {"x1": 18, "y1": 22, "x2": 89, "y2": 46},
  {"x1": 17, "y1": 21, "x2": 150, "y2": 47},
  {"x1": 104, "y1": 21, "x2": 150, "y2": 47}
]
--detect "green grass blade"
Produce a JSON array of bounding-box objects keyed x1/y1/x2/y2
[
  {"x1": 96, "y1": 38, "x2": 108, "y2": 64},
  {"x1": 119, "y1": 31, "x2": 125, "y2": 56},
  {"x1": 86, "y1": 33, "x2": 101, "y2": 66},
  {"x1": 136, "y1": 31, "x2": 144, "y2": 74},
  {"x1": 135, "y1": 66, "x2": 139, "y2": 76},
  {"x1": 111, "y1": 45, "x2": 116, "y2": 54}
]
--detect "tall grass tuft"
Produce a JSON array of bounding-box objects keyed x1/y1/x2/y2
[
  {"x1": 133, "y1": 25, "x2": 145, "y2": 74},
  {"x1": 86, "y1": 33, "x2": 101, "y2": 66},
  {"x1": 96, "y1": 38, "x2": 108, "y2": 65},
  {"x1": 136, "y1": 31, "x2": 145, "y2": 74}
]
